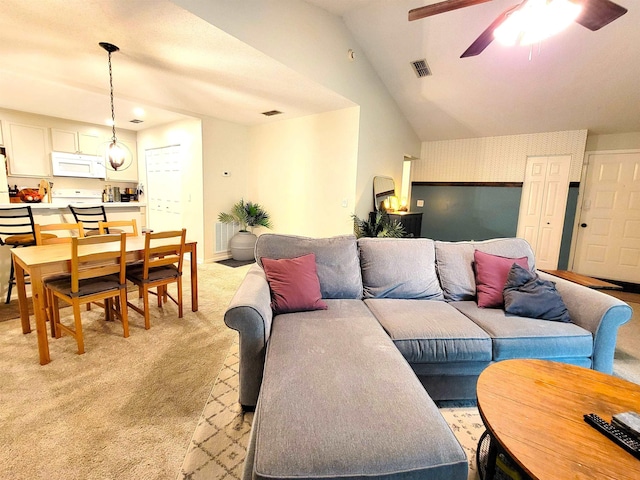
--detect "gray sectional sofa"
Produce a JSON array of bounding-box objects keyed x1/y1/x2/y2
[{"x1": 224, "y1": 234, "x2": 632, "y2": 480}]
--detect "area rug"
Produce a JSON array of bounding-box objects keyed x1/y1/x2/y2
[
  {"x1": 180, "y1": 292, "x2": 640, "y2": 480},
  {"x1": 215, "y1": 259, "x2": 256, "y2": 268},
  {"x1": 179, "y1": 341, "x2": 486, "y2": 480}
]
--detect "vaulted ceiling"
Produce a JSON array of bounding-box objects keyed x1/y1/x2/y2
[{"x1": 1, "y1": 0, "x2": 637, "y2": 141}]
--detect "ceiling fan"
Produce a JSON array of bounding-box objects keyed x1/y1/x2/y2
[{"x1": 408, "y1": 0, "x2": 628, "y2": 58}]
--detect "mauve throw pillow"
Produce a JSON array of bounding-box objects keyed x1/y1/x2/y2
[
  {"x1": 474, "y1": 250, "x2": 529, "y2": 308},
  {"x1": 503, "y1": 263, "x2": 571, "y2": 323},
  {"x1": 262, "y1": 253, "x2": 328, "y2": 314}
]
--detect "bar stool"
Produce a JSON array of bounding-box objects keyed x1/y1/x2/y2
[
  {"x1": 68, "y1": 204, "x2": 123, "y2": 236},
  {"x1": 0, "y1": 206, "x2": 56, "y2": 303}
]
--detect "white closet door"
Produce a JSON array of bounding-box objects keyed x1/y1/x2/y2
[
  {"x1": 517, "y1": 155, "x2": 571, "y2": 270},
  {"x1": 146, "y1": 145, "x2": 182, "y2": 231}
]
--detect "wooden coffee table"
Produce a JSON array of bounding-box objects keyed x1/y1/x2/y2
[{"x1": 477, "y1": 359, "x2": 640, "y2": 480}]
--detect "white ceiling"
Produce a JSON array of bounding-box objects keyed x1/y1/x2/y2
[
  {"x1": 308, "y1": 0, "x2": 640, "y2": 140},
  {"x1": 0, "y1": 0, "x2": 637, "y2": 142},
  {"x1": 0, "y1": 0, "x2": 353, "y2": 132}
]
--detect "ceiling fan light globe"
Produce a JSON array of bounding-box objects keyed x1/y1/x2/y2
[{"x1": 494, "y1": 0, "x2": 582, "y2": 47}]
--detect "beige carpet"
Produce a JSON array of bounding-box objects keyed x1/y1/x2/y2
[{"x1": 0, "y1": 261, "x2": 251, "y2": 480}]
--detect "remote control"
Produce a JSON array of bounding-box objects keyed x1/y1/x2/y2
[{"x1": 584, "y1": 413, "x2": 640, "y2": 460}]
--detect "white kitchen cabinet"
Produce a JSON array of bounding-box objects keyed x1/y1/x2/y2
[
  {"x1": 6, "y1": 122, "x2": 50, "y2": 177},
  {"x1": 106, "y1": 138, "x2": 138, "y2": 182},
  {"x1": 51, "y1": 128, "x2": 78, "y2": 153},
  {"x1": 78, "y1": 132, "x2": 101, "y2": 155},
  {"x1": 51, "y1": 129, "x2": 101, "y2": 155}
]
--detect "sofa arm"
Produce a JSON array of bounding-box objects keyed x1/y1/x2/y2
[
  {"x1": 224, "y1": 264, "x2": 273, "y2": 408},
  {"x1": 538, "y1": 271, "x2": 632, "y2": 374}
]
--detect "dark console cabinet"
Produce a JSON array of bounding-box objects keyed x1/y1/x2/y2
[
  {"x1": 389, "y1": 212, "x2": 423, "y2": 238},
  {"x1": 370, "y1": 212, "x2": 423, "y2": 238}
]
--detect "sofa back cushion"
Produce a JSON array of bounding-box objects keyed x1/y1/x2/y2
[
  {"x1": 255, "y1": 234, "x2": 362, "y2": 299},
  {"x1": 358, "y1": 238, "x2": 444, "y2": 300},
  {"x1": 435, "y1": 238, "x2": 536, "y2": 301}
]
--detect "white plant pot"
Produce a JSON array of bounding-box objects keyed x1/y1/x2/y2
[{"x1": 229, "y1": 231, "x2": 257, "y2": 261}]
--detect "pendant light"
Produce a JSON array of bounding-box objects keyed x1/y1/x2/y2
[{"x1": 99, "y1": 42, "x2": 126, "y2": 170}]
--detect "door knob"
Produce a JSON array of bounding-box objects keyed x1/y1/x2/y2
[{"x1": 581, "y1": 223, "x2": 588, "y2": 228}]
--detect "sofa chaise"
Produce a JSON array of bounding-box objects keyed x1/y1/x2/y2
[{"x1": 224, "y1": 234, "x2": 632, "y2": 480}]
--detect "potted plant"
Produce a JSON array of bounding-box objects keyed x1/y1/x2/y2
[
  {"x1": 352, "y1": 208, "x2": 406, "y2": 238},
  {"x1": 218, "y1": 200, "x2": 272, "y2": 260}
]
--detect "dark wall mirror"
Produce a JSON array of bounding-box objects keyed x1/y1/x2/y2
[{"x1": 373, "y1": 175, "x2": 396, "y2": 211}]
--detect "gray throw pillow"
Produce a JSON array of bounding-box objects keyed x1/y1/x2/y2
[{"x1": 503, "y1": 263, "x2": 570, "y2": 323}]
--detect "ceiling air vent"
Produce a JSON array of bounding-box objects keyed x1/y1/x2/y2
[
  {"x1": 261, "y1": 110, "x2": 283, "y2": 116},
  {"x1": 411, "y1": 59, "x2": 432, "y2": 78},
  {"x1": 129, "y1": 119, "x2": 144, "y2": 124}
]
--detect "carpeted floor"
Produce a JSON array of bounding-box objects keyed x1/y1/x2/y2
[{"x1": 0, "y1": 261, "x2": 250, "y2": 480}]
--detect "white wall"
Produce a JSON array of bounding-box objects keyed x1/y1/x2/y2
[
  {"x1": 585, "y1": 132, "x2": 640, "y2": 151},
  {"x1": 200, "y1": 116, "x2": 251, "y2": 261},
  {"x1": 249, "y1": 107, "x2": 360, "y2": 237},
  {"x1": 172, "y1": 0, "x2": 421, "y2": 218},
  {"x1": 137, "y1": 118, "x2": 205, "y2": 261},
  {"x1": 415, "y1": 130, "x2": 588, "y2": 183}
]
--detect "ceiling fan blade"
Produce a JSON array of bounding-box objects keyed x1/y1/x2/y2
[
  {"x1": 574, "y1": 0, "x2": 628, "y2": 31},
  {"x1": 409, "y1": 0, "x2": 492, "y2": 21},
  {"x1": 460, "y1": 4, "x2": 519, "y2": 57}
]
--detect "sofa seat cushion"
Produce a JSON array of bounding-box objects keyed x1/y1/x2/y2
[
  {"x1": 365, "y1": 299, "x2": 492, "y2": 364},
  {"x1": 255, "y1": 234, "x2": 362, "y2": 299},
  {"x1": 250, "y1": 299, "x2": 468, "y2": 480},
  {"x1": 358, "y1": 238, "x2": 444, "y2": 300},
  {"x1": 435, "y1": 238, "x2": 536, "y2": 302},
  {"x1": 451, "y1": 301, "x2": 593, "y2": 362}
]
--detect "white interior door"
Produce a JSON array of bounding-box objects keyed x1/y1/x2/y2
[
  {"x1": 146, "y1": 145, "x2": 183, "y2": 231},
  {"x1": 573, "y1": 151, "x2": 640, "y2": 283},
  {"x1": 517, "y1": 155, "x2": 571, "y2": 270}
]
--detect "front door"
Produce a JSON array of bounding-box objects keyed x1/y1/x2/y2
[
  {"x1": 517, "y1": 155, "x2": 571, "y2": 270},
  {"x1": 573, "y1": 151, "x2": 640, "y2": 283}
]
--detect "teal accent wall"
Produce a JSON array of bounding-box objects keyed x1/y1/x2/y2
[
  {"x1": 412, "y1": 184, "x2": 522, "y2": 241},
  {"x1": 411, "y1": 183, "x2": 579, "y2": 269}
]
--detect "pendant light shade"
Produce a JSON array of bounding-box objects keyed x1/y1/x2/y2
[{"x1": 99, "y1": 42, "x2": 128, "y2": 171}]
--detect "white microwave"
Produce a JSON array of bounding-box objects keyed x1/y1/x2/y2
[{"x1": 51, "y1": 152, "x2": 106, "y2": 179}]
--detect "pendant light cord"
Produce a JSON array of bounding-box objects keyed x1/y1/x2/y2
[{"x1": 108, "y1": 51, "x2": 117, "y2": 144}]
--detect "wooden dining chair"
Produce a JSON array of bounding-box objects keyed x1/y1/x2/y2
[
  {"x1": 35, "y1": 222, "x2": 85, "y2": 245},
  {"x1": 46, "y1": 233, "x2": 129, "y2": 354},
  {"x1": 126, "y1": 229, "x2": 186, "y2": 330},
  {"x1": 98, "y1": 219, "x2": 138, "y2": 237},
  {"x1": 34, "y1": 222, "x2": 85, "y2": 337}
]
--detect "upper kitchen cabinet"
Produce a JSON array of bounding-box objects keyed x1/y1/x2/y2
[
  {"x1": 6, "y1": 122, "x2": 50, "y2": 177},
  {"x1": 51, "y1": 128, "x2": 101, "y2": 155},
  {"x1": 105, "y1": 138, "x2": 138, "y2": 182}
]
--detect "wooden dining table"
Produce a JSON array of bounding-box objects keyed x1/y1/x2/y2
[{"x1": 11, "y1": 236, "x2": 198, "y2": 365}]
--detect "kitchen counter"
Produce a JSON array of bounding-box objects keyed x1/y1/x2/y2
[{"x1": 0, "y1": 201, "x2": 146, "y2": 209}]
